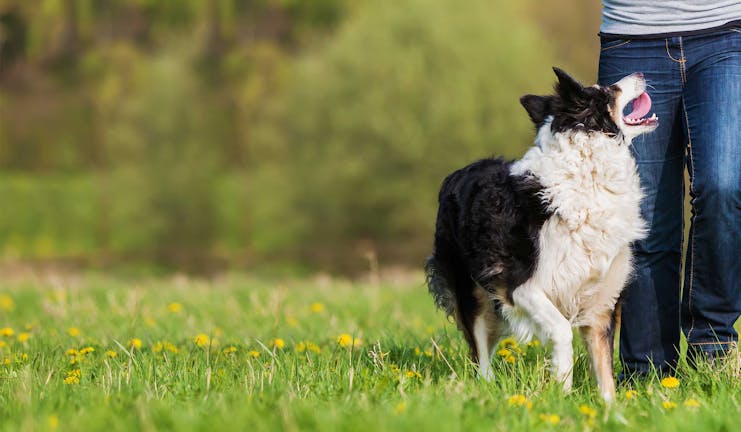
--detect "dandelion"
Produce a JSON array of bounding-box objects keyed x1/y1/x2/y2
[
  {"x1": 507, "y1": 394, "x2": 533, "y2": 410},
  {"x1": 414, "y1": 347, "x2": 422, "y2": 356},
  {"x1": 395, "y1": 402, "x2": 406, "y2": 414},
  {"x1": 306, "y1": 342, "x2": 321, "y2": 353},
  {"x1": 296, "y1": 342, "x2": 307, "y2": 353},
  {"x1": 424, "y1": 349, "x2": 433, "y2": 357},
  {"x1": 504, "y1": 354, "x2": 516, "y2": 364},
  {"x1": 167, "y1": 302, "x2": 182, "y2": 313},
  {"x1": 336, "y1": 334, "x2": 361, "y2": 348},
  {"x1": 63, "y1": 369, "x2": 81, "y2": 385},
  {"x1": 496, "y1": 348, "x2": 511, "y2": 357},
  {"x1": 3, "y1": 357, "x2": 9, "y2": 365},
  {"x1": 310, "y1": 302, "x2": 325, "y2": 313},
  {"x1": 247, "y1": 350, "x2": 260, "y2": 358},
  {"x1": 0, "y1": 327, "x2": 14, "y2": 337},
  {"x1": 17, "y1": 332, "x2": 30, "y2": 343},
  {"x1": 79, "y1": 347, "x2": 94, "y2": 355},
  {"x1": 67, "y1": 327, "x2": 80, "y2": 337},
  {"x1": 625, "y1": 389, "x2": 638, "y2": 400},
  {"x1": 578, "y1": 405, "x2": 597, "y2": 419},
  {"x1": 105, "y1": 350, "x2": 117, "y2": 358},
  {"x1": 527, "y1": 339, "x2": 541, "y2": 348},
  {"x1": 47, "y1": 414, "x2": 59, "y2": 429},
  {"x1": 152, "y1": 342, "x2": 163, "y2": 353},
  {"x1": 0, "y1": 341, "x2": 5, "y2": 349},
  {"x1": 194, "y1": 334, "x2": 210, "y2": 347},
  {"x1": 270, "y1": 338, "x2": 285, "y2": 349},
  {"x1": 223, "y1": 346, "x2": 238, "y2": 354},
  {"x1": 128, "y1": 338, "x2": 142, "y2": 349},
  {"x1": 660, "y1": 376, "x2": 680, "y2": 389},
  {"x1": 164, "y1": 342, "x2": 179, "y2": 353},
  {"x1": 405, "y1": 370, "x2": 422, "y2": 379},
  {"x1": 500, "y1": 337, "x2": 518, "y2": 349},
  {"x1": 0, "y1": 295, "x2": 14, "y2": 311},
  {"x1": 662, "y1": 401, "x2": 677, "y2": 410},
  {"x1": 540, "y1": 414, "x2": 560, "y2": 425},
  {"x1": 65, "y1": 348, "x2": 78, "y2": 357},
  {"x1": 684, "y1": 399, "x2": 700, "y2": 409}
]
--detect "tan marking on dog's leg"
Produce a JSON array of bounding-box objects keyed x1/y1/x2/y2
[{"x1": 582, "y1": 323, "x2": 616, "y2": 403}]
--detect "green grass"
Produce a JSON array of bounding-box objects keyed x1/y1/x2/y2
[{"x1": 0, "y1": 272, "x2": 738, "y2": 431}]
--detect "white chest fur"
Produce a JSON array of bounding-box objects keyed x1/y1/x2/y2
[{"x1": 510, "y1": 127, "x2": 646, "y2": 324}]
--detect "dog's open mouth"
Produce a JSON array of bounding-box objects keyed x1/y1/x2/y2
[{"x1": 623, "y1": 91, "x2": 658, "y2": 126}]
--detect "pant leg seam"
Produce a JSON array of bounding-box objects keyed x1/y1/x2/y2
[{"x1": 682, "y1": 98, "x2": 697, "y2": 342}]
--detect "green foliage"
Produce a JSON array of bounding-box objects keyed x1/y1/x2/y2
[
  {"x1": 0, "y1": 273, "x2": 738, "y2": 431},
  {"x1": 252, "y1": 0, "x2": 555, "y2": 268}
]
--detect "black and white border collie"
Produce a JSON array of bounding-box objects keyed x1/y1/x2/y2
[{"x1": 426, "y1": 67, "x2": 658, "y2": 402}]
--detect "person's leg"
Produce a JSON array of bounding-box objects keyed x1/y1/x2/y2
[
  {"x1": 598, "y1": 37, "x2": 685, "y2": 376},
  {"x1": 681, "y1": 29, "x2": 741, "y2": 362}
]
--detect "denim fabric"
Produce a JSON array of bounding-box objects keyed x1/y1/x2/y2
[{"x1": 598, "y1": 27, "x2": 741, "y2": 374}]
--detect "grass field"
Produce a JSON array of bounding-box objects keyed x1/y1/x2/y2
[{"x1": 0, "y1": 271, "x2": 738, "y2": 431}]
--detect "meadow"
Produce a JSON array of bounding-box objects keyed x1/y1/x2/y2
[{"x1": 0, "y1": 271, "x2": 738, "y2": 431}]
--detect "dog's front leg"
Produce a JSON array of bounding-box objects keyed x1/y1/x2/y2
[{"x1": 512, "y1": 286, "x2": 574, "y2": 391}]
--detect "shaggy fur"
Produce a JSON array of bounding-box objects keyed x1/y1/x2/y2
[{"x1": 426, "y1": 68, "x2": 656, "y2": 402}]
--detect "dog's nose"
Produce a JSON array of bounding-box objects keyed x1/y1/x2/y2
[{"x1": 634, "y1": 72, "x2": 644, "y2": 79}]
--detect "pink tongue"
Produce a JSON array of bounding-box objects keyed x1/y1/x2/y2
[{"x1": 626, "y1": 92, "x2": 651, "y2": 119}]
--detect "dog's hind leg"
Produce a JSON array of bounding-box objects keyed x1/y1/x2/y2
[
  {"x1": 512, "y1": 284, "x2": 574, "y2": 392},
  {"x1": 582, "y1": 248, "x2": 632, "y2": 402},
  {"x1": 471, "y1": 287, "x2": 506, "y2": 381},
  {"x1": 581, "y1": 314, "x2": 617, "y2": 403}
]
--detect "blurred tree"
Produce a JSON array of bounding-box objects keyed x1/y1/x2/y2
[{"x1": 251, "y1": 0, "x2": 555, "y2": 271}]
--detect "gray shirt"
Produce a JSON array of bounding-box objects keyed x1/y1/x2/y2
[{"x1": 601, "y1": 0, "x2": 741, "y2": 36}]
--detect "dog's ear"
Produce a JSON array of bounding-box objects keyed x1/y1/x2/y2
[
  {"x1": 520, "y1": 95, "x2": 552, "y2": 125},
  {"x1": 553, "y1": 67, "x2": 583, "y2": 99}
]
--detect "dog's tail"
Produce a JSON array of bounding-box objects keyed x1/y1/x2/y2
[
  {"x1": 425, "y1": 253, "x2": 478, "y2": 359},
  {"x1": 425, "y1": 255, "x2": 457, "y2": 318}
]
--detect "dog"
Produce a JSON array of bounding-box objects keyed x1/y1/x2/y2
[{"x1": 425, "y1": 67, "x2": 657, "y2": 402}]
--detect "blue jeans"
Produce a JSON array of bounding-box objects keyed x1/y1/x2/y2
[{"x1": 598, "y1": 27, "x2": 741, "y2": 374}]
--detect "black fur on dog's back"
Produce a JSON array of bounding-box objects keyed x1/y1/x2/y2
[{"x1": 425, "y1": 157, "x2": 550, "y2": 356}]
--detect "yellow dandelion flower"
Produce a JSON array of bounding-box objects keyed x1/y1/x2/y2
[
  {"x1": 336, "y1": 334, "x2": 361, "y2": 347},
  {"x1": 63, "y1": 369, "x2": 81, "y2": 384},
  {"x1": 20, "y1": 353, "x2": 28, "y2": 362},
  {"x1": 65, "y1": 348, "x2": 78, "y2": 357},
  {"x1": 625, "y1": 389, "x2": 639, "y2": 400},
  {"x1": 395, "y1": 401, "x2": 407, "y2": 414},
  {"x1": 0, "y1": 341, "x2": 6, "y2": 349},
  {"x1": 223, "y1": 346, "x2": 238, "y2": 354},
  {"x1": 296, "y1": 342, "x2": 307, "y2": 353},
  {"x1": 152, "y1": 342, "x2": 164, "y2": 353},
  {"x1": 3, "y1": 357, "x2": 10, "y2": 365},
  {"x1": 0, "y1": 327, "x2": 14, "y2": 337},
  {"x1": 0, "y1": 295, "x2": 14, "y2": 311},
  {"x1": 527, "y1": 339, "x2": 541, "y2": 348},
  {"x1": 79, "y1": 347, "x2": 94, "y2": 355},
  {"x1": 305, "y1": 342, "x2": 321, "y2": 353},
  {"x1": 684, "y1": 399, "x2": 700, "y2": 408},
  {"x1": 507, "y1": 394, "x2": 532, "y2": 409},
  {"x1": 17, "y1": 332, "x2": 31, "y2": 343},
  {"x1": 540, "y1": 414, "x2": 560, "y2": 425},
  {"x1": 194, "y1": 334, "x2": 210, "y2": 347},
  {"x1": 414, "y1": 347, "x2": 421, "y2": 356},
  {"x1": 496, "y1": 348, "x2": 511, "y2": 357},
  {"x1": 47, "y1": 414, "x2": 59, "y2": 429},
  {"x1": 578, "y1": 405, "x2": 597, "y2": 419},
  {"x1": 164, "y1": 342, "x2": 179, "y2": 353},
  {"x1": 270, "y1": 338, "x2": 285, "y2": 349},
  {"x1": 247, "y1": 350, "x2": 260, "y2": 358},
  {"x1": 660, "y1": 376, "x2": 680, "y2": 389},
  {"x1": 128, "y1": 338, "x2": 142, "y2": 349},
  {"x1": 105, "y1": 350, "x2": 117, "y2": 358},
  {"x1": 505, "y1": 354, "x2": 516, "y2": 364},
  {"x1": 286, "y1": 316, "x2": 299, "y2": 327},
  {"x1": 310, "y1": 302, "x2": 325, "y2": 313},
  {"x1": 67, "y1": 327, "x2": 80, "y2": 337},
  {"x1": 424, "y1": 349, "x2": 433, "y2": 357},
  {"x1": 662, "y1": 401, "x2": 677, "y2": 410},
  {"x1": 500, "y1": 337, "x2": 518, "y2": 349},
  {"x1": 404, "y1": 370, "x2": 422, "y2": 379},
  {"x1": 167, "y1": 302, "x2": 182, "y2": 313}
]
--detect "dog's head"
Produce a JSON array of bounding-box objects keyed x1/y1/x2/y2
[{"x1": 520, "y1": 67, "x2": 658, "y2": 140}]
